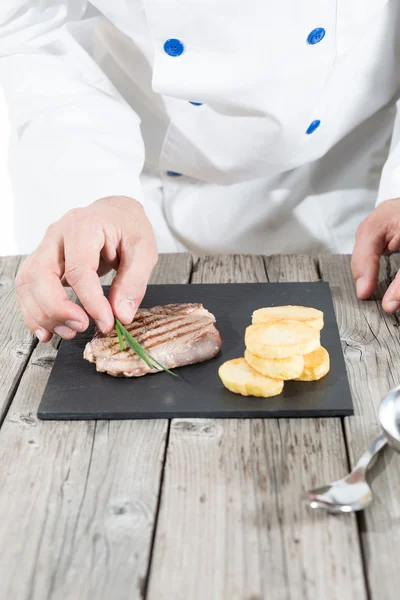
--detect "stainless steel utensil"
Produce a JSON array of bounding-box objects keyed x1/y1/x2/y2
[{"x1": 304, "y1": 386, "x2": 400, "y2": 513}]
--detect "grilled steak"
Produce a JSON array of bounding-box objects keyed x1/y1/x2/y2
[{"x1": 84, "y1": 303, "x2": 222, "y2": 377}]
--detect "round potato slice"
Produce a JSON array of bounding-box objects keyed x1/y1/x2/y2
[
  {"x1": 244, "y1": 349, "x2": 304, "y2": 380},
  {"x1": 295, "y1": 346, "x2": 330, "y2": 381},
  {"x1": 218, "y1": 358, "x2": 284, "y2": 398},
  {"x1": 252, "y1": 305, "x2": 323, "y2": 331},
  {"x1": 245, "y1": 320, "x2": 320, "y2": 359}
]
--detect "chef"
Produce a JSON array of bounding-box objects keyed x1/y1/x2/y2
[{"x1": 2, "y1": 1, "x2": 400, "y2": 342}]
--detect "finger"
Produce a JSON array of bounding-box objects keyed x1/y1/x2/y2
[
  {"x1": 64, "y1": 230, "x2": 114, "y2": 333},
  {"x1": 19, "y1": 286, "x2": 76, "y2": 340},
  {"x1": 383, "y1": 271, "x2": 400, "y2": 312},
  {"x1": 351, "y1": 220, "x2": 386, "y2": 300},
  {"x1": 30, "y1": 270, "x2": 89, "y2": 332},
  {"x1": 19, "y1": 230, "x2": 89, "y2": 333},
  {"x1": 52, "y1": 325, "x2": 77, "y2": 340},
  {"x1": 61, "y1": 258, "x2": 113, "y2": 286},
  {"x1": 97, "y1": 258, "x2": 114, "y2": 279},
  {"x1": 109, "y1": 238, "x2": 157, "y2": 324},
  {"x1": 18, "y1": 300, "x2": 53, "y2": 343},
  {"x1": 386, "y1": 238, "x2": 400, "y2": 254}
]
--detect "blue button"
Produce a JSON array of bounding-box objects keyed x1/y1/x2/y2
[
  {"x1": 166, "y1": 171, "x2": 182, "y2": 177},
  {"x1": 307, "y1": 28, "x2": 326, "y2": 45},
  {"x1": 306, "y1": 120, "x2": 321, "y2": 134},
  {"x1": 189, "y1": 102, "x2": 203, "y2": 106},
  {"x1": 164, "y1": 39, "x2": 184, "y2": 57}
]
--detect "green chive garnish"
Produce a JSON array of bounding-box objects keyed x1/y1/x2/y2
[
  {"x1": 114, "y1": 318, "x2": 177, "y2": 377},
  {"x1": 115, "y1": 320, "x2": 125, "y2": 351}
]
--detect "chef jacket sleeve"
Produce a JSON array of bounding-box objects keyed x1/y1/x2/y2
[
  {"x1": 376, "y1": 102, "x2": 400, "y2": 204},
  {"x1": 0, "y1": 2, "x2": 145, "y2": 224}
]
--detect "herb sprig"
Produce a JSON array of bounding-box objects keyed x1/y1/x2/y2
[{"x1": 115, "y1": 318, "x2": 177, "y2": 377}]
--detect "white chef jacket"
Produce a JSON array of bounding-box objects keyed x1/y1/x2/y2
[{"x1": 1, "y1": 1, "x2": 400, "y2": 255}]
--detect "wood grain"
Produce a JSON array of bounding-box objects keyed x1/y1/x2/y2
[
  {"x1": 151, "y1": 253, "x2": 193, "y2": 285},
  {"x1": 264, "y1": 254, "x2": 321, "y2": 283},
  {"x1": 0, "y1": 254, "x2": 192, "y2": 600},
  {"x1": 147, "y1": 255, "x2": 366, "y2": 600},
  {"x1": 319, "y1": 254, "x2": 400, "y2": 600},
  {"x1": 0, "y1": 255, "x2": 36, "y2": 423}
]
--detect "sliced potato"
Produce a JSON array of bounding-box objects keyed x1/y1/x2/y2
[
  {"x1": 245, "y1": 320, "x2": 320, "y2": 359},
  {"x1": 295, "y1": 346, "x2": 330, "y2": 381},
  {"x1": 244, "y1": 349, "x2": 304, "y2": 380},
  {"x1": 252, "y1": 305, "x2": 323, "y2": 331},
  {"x1": 218, "y1": 358, "x2": 284, "y2": 398}
]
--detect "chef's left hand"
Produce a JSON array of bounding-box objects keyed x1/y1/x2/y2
[{"x1": 352, "y1": 198, "x2": 400, "y2": 312}]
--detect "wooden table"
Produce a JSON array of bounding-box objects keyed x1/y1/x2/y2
[{"x1": 0, "y1": 253, "x2": 399, "y2": 600}]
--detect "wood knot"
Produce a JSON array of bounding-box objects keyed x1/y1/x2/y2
[
  {"x1": 32, "y1": 355, "x2": 55, "y2": 369},
  {"x1": 14, "y1": 340, "x2": 33, "y2": 359},
  {"x1": 341, "y1": 339, "x2": 363, "y2": 360},
  {"x1": 20, "y1": 414, "x2": 37, "y2": 427},
  {"x1": 108, "y1": 500, "x2": 149, "y2": 522},
  {"x1": 111, "y1": 504, "x2": 128, "y2": 516},
  {"x1": 172, "y1": 419, "x2": 222, "y2": 438},
  {"x1": 9, "y1": 413, "x2": 38, "y2": 428}
]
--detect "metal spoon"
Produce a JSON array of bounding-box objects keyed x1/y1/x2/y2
[{"x1": 304, "y1": 386, "x2": 400, "y2": 514}]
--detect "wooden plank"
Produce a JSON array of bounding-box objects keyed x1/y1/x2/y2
[
  {"x1": 0, "y1": 253, "x2": 193, "y2": 600},
  {"x1": 151, "y1": 253, "x2": 193, "y2": 285},
  {"x1": 192, "y1": 254, "x2": 267, "y2": 283},
  {"x1": 0, "y1": 255, "x2": 36, "y2": 423},
  {"x1": 319, "y1": 254, "x2": 400, "y2": 600},
  {"x1": 264, "y1": 254, "x2": 321, "y2": 283},
  {"x1": 147, "y1": 254, "x2": 366, "y2": 600}
]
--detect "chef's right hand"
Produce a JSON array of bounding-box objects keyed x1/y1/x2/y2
[{"x1": 15, "y1": 196, "x2": 158, "y2": 343}]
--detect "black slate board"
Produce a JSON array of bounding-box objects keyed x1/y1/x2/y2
[{"x1": 38, "y1": 282, "x2": 353, "y2": 420}]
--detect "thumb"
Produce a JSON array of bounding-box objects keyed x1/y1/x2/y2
[
  {"x1": 351, "y1": 218, "x2": 386, "y2": 300},
  {"x1": 383, "y1": 271, "x2": 400, "y2": 313},
  {"x1": 109, "y1": 239, "x2": 158, "y2": 325}
]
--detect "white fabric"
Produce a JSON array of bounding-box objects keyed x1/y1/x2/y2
[{"x1": 1, "y1": 1, "x2": 399, "y2": 254}]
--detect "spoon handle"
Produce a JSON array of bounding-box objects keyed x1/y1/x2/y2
[{"x1": 348, "y1": 433, "x2": 388, "y2": 479}]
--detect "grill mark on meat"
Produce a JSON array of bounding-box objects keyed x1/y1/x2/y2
[
  {"x1": 152, "y1": 303, "x2": 201, "y2": 312},
  {"x1": 138, "y1": 303, "x2": 202, "y2": 317},
  {"x1": 100, "y1": 320, "x2": 212, "y2": 356},
  {"x1": 94, "y1": 305, "x2": 211, "y2": 343},
  {"x1": 125, "y1": 305, "x2": 211, "y2": 331},
  {"x1": 97, "y1": 314, "x2": 206, "y2": 348},
  {"x1": 99, "y1": 308, "x2": 213, "y2": 348},
  {"x1": 134, "y1": 318, "x2": 207, "y2": 345},
  {"x1": 143, "y1": 324, "x2": 212, "y2": 350},
  {"x1": 127, "y1": 315, "x2": 190, "y2": 339},
  {"x1": 120, "y1": 306, "x2": 210, "y2": 337},
  {"x1": 100, "y1": 324, "x2": 211, "y2": 362}
]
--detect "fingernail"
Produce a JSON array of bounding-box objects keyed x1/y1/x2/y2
[
  {"x1": 387, "y1": 300, "x2": 400, "y2": 312},
  {"x1": 65, "y1": 320, "x2": 84, "y2": 332},
  {"x1": 95, "y1": 319, "x2": 110, "y2": 333},
  {"x1": 54, "y1": 325, "x2": 75, "y2": 339},
  {"x1": 356, "y1": 277, "x2": 367, "y2": 298},
  {"x1": 35, "y1": 329, "x2": 45, "y2": 342},
  {"x1": 118, "y1": 298, "x2": 137, "y2": 323}
]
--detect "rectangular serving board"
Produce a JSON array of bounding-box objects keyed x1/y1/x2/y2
[{"x1": 38, "y1": 282, "x2": 353, "y2": 420}]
